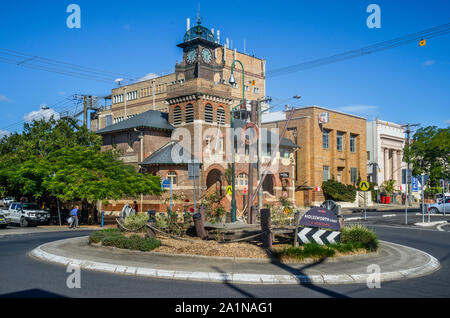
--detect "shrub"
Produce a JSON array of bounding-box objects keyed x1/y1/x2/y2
[
  {"x1": 322, "y1": 179, "x2": 357, "y2": 202},
  {"x1": 155, "y1": 212, "x2": 191, "y2": 237},
  {"x1": 272, "y1": 242, "x2": 335, "y2": 261},
  {"x1": 341, "y1": 225, "x2": 379, "y2": 251},
  {"x1": 88, "y1": 228, "x2": 119, "y2": 243},
  {"x1": 89, "y1": 229, "x2": 160, "y2": 252},
  {"x1": 123, "y1": 213, "x2": 149, "y2": 232}
]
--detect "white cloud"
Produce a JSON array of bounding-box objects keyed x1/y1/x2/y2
[
  {"x1": 0, "y1": 95, "x2": 11, "y2": 102},
  {"x1": 24, "y1": 106, "x2": 60, "y2": 122},
  {"x1": 423, "y1": 60, "x2": 435, "y2": 66},
  {"x1": 137, "y1": 72, "x2": 158, "y2": 82},
  {"x1": 445, "y1": 120, "x2": 450, "y2": 125},
  {"x1": 337, "y1": 105, "x2": 379, "y2": 117},
  {"x1": 0, "y1": 129, "x2": 10, "y2": 137}
]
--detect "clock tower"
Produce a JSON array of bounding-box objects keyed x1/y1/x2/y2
[{"x1": 175, "y1": 19, "x2": 222, "y2": 81}]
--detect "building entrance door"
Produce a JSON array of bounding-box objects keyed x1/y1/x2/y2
[{"x1": 337, "y1": 167, "x2": 344, "y2": 183}]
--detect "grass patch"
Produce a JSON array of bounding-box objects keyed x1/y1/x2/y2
[{"x1": 89, "y1": 228, "x2": 161, "y2": 252}]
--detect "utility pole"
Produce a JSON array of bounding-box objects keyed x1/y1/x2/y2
[
  {"x1": 401, "y1": 122, "x2": 419, "y2": 224},
  {"x1": 257, "y1": 98, "x2": 263, "y2": 210},
  {"x1": 83, "y1": 95, "x2": 88, "y2": 127},
  {"x1": 402, "y1": 123, "x2": 420, "y2": 205}
]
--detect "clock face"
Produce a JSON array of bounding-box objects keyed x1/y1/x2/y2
[
  {"x1": 186, "y1": 49, "x2": 197, "y2": 64},
  {"x1": 201, "y1": 48, "x2": 212, "y2": 63}
]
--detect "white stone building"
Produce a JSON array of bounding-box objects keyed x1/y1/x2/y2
[{"x1": 367, "y1": 118, "x2": 406, "y2": 191}]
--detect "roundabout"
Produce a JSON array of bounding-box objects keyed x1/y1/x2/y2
[
  {"x1": 1, "y1": 225, "x2": 450, "y2": 298},
  {"x1": 30, "y1": 235, "x2": 440, "y2": 285}
]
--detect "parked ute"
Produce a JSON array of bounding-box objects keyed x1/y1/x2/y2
[
  {"x1": 428, "y1": 197, "x2": 450, "y2": 214},
  {"x1": 8, "y1": 202, "x2": 50, "y2": 227},
  {"x1": 0, "y1": 211, "x2": 10, "y2": 228}
]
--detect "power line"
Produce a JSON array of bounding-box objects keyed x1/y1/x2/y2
[
  {"x1": 266, "y1": 22, "x2": 450, "y2": 78},
  {"x1": 0, "y1": 48, "x2": 139, "y2": 83},
  {"x1": 0, "y1": 96, "x2": 77, "y2": 132}
]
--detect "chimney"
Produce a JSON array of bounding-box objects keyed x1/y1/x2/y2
[
  {"x1": 226, "y1": 37, "x2": 229, "y2": 49},
  {"x1": 186, "y1": 18, "x2": 190, "y2": 31},
  {"x1": 217, "y1": 30, "x2": 220, "y2": 44}
]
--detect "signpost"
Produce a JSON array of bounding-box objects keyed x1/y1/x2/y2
[
  {"x1": 359, "y1": 180, "x2": 370, "y2": 220},
  {"x1": 161, "y1": 178, "x2": 172, "y2": 212},
  {"x1": 441, "y1": 179, "x2": 446, "y2": 216},
  {"x1": 188, "y1": 162, "x2": 200, "y2": 215}
]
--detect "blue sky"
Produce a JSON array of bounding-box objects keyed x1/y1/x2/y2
[{"x1": 0, "y1": 0, "x2": 449, "y2": 135}]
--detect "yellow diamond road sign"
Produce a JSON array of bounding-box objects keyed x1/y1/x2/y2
[
  {"x1": 359, "y1": 181, "x2": 370, "y2": 192},
  {"x1": 226, "y1": 185, "x2": 233, "y2": 195}
]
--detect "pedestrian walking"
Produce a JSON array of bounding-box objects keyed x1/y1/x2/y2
[
  {"x1": 69, "y1": 205, "x2": 79, "y2": 228},
  {"x1": 133, "y1": 201, "x2": 139, "y2": 213}
]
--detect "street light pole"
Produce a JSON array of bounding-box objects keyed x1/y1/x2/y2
[{"x1": 229, "y1": 59, "x2": 245, "y2": 222}]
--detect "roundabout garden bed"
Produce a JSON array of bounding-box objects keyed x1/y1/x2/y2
[{"x1": 88, "y1": 224, "x2": 379, "y2": 263}]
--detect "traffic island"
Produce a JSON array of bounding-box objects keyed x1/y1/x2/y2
[{"x1": 30, "y1": 235, "x2": 440, "y2": 285}]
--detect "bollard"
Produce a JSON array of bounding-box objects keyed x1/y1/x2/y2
[
  {"x1": 293, "y1": 212, "x2": 300, "y2": 247},
  {"x1": 226, "y1": 212, "x2": 232, "y2": 223},
  {"x1": 193, "y1": 213, "x2": 206, "y2": 239},
  {"x1": 199, "y1": 206, "x2": 206, "y2": 223},
  {"x1": 260, "y1": 208, "x2": 272, "y2": 248},
  {"x1": 146, "y1": 220, "x2": 157, "y2": 238},
  {"x1": 148, "y1": 210, "x2": 156, "y2": 221},
  {"x1": 338, "y1": 215, "x2": 345, "y2": 229},
  {"x1": 251, "y1": 206, "x2": 258, "y2": 224}
]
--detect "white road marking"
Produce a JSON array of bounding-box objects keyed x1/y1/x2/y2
[{"x1": 437, "y1": 223, "x2": 449, "y2": 232}]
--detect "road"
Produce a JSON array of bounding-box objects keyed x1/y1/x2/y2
[{"x1": 0, "y1": 222, "x2": 449, "y2": 298}]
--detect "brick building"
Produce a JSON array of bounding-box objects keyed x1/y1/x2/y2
[
  {"x1": 93, "y1": 19, "x2": 298, "y2": 215},
  {"x1": 263, "y1": 106, "x2": 367, "y2": 206}
]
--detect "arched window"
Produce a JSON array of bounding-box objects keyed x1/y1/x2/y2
[
  {"x1": 167, "y1": 171, "x2": 177, "y2": 185},
  {"x1": 217, "y1": 106, "x2": 225, "y2": 125},
  {"x1": 205, "y1": 104, "x2": 213, "y2": 123},
  {"x1": 185, "y1": 104, "x2": 194, "y2": 123},
  {"x1": 237, "y1": 173, "x2": 248, "y2": 187},
  {"x1": 173, "y1": 106, "x2": 182, "y2": 125}
]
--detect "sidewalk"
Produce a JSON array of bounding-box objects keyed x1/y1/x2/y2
[
  {"x1": 0, "y1": 225, "x2": 112, "y2": 237},
  {"x1": 30, "y1": 236, "x2": 440, "y2": 285},
  {"x1": 341, "y1": 203, "x2": 420, "y2": 214}
]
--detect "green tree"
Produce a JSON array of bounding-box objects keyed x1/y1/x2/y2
[
  {"x1": 0, "y1": 117, "x2": 161, "y2": 216},
  {"x1": 404, "y1": 126, "x2": 450, "y2": 185}
]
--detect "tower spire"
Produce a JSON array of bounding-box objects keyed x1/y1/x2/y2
[{"x1": 197, "y1": 2, "x2": 201, "y2": 25}]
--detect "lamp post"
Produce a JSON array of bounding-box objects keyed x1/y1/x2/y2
[{"x1": 228, "y1": 59, "x2": 245, "y2": 222}]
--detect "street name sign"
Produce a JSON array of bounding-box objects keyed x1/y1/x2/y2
[
  {"x1": 299, "y1": 207, "x2": 340, "y2": 231},
  {"x1": 161, "y1": 179, "x2": 171, "y2": 189}
]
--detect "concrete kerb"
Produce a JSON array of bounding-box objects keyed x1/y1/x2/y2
[{"x1": 29, "y1": 237, "x2": 441, "y2": 285}]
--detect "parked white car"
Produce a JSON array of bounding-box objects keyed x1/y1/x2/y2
[
  {"x1": 428, "y1": 197, "x2": 450, "y2": 214},
  {"x1": 8, "y1": 202, "x2": 50, "y2": 227}
]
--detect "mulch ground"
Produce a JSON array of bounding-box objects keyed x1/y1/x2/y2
[{"x1": 122, "y1": 232, "x2": 368, "y2": 260}]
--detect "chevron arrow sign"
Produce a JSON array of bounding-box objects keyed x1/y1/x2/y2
[{"x1": 297, "y1": 227, "x2": 341, "y2": 245}]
